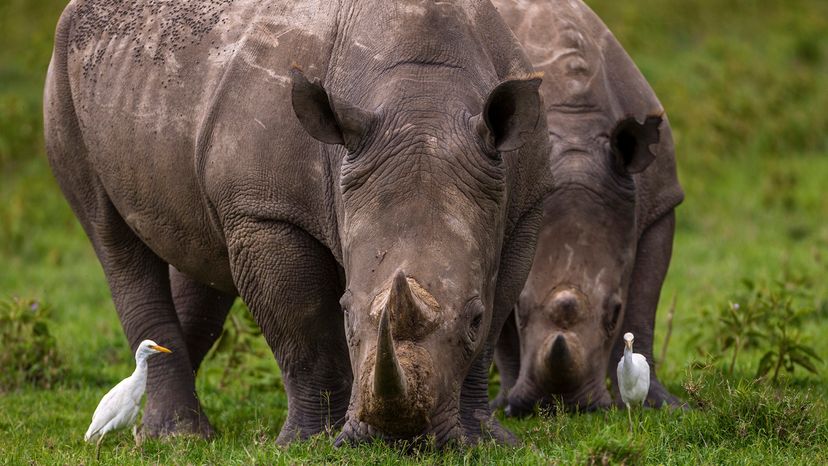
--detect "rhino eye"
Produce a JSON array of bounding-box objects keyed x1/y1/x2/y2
[
  {"x1": 465, "y1": 298, "x2": 485, "y2": 345},
  {"x1": 470, "y1": 313, "x2": 483, "y2": 337},
  {"x1": 604, "y1": 301, "x2": 622, "y2": 334}
]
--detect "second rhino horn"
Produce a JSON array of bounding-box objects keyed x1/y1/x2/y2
[{"x1": 385, "y1": 269, "x2": 437, "y2": 339}]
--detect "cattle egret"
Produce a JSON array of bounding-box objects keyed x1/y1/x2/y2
[
  {"x1": 616, "y1": 332, "x2": 649, "y2": 432},
  {"x1": 85, "y1": 340, "x2": 172, "y2": 458}
]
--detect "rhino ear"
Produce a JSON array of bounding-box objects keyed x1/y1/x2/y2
[
  {"x1": 475, "y1": 76, "x2": 543, "y2": 153},
  {"x1": 610, "y1": 115, "x2": 662, "y2": 174},
  {"x1": 291, "y1": 67, "x2": 374, "y2": 151}
]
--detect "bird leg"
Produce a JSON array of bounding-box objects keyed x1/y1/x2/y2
[
  {"x1": 133, "y1": 423, "x2": 143, "y2": 448},
  {"x1": 95, "y1": 432, "x2": 106, "y2": 461},
  {"x1": 626, "y1": 402, "x2": 633, "y2": 434}
]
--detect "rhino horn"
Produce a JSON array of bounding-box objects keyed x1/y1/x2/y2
[
  {"x1": 373, "y1": 304, "x2": 408, "y2": 400},
  {"x1": 546, "y1": 334, "x2": 574, "y2": 369},
  {"x1": 387, "y1": 269, "x2": 435, "y2": 338}
]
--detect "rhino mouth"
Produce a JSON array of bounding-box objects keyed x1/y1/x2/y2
[
  {"x1": 334, "y1": 400, "x2": 462, "y2": 449},
  {"x1": 505, "y1": 394, "x2": 609, "y2": 417},
  {"x1": 504, "y1": 377, "x2": 612, "y2": 417}
]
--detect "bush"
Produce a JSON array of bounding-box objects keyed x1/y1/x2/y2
[
  {"x1": 691, "y1": 275, "x2": 822, "y2": 383},
  {"x1": 0, "y1": 296, "x2": 62, "y2": 391}
]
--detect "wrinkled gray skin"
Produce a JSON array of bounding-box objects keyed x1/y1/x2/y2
[
  {"x1": 490, "y1": 0, "x2": 684, "y2": 414},
  {"x1": 44, "y1": 0, "x2": 553, "y2": 447}
]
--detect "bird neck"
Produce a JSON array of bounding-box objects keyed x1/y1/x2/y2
[
  {"x1": 623, "y1": 346, "x2": 633, "y2": 368},
  {"x1": 132, "y1": 354, "x2": 150, "y2": 389}
]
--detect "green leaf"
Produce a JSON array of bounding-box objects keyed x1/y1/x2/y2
[
  {"x1": 790, "y1": 353, "x2": 819, "y2": 374},
  {"x1": 756, "y1": 351, "x2": 776, "y2": 378},
  {"x1": 746, "y1": 330, "x2": 767, "y2": 341},
  {"x1": 792, "y1": 344, "x2": 823, "y2": 363},
  {"x1": 784, "y1": 355, "x2": 795, "y2": 372}
]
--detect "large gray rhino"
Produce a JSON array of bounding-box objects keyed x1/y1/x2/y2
[
  {"x1": 490, "y1": 0, "x2": 684, "y2": 413},
  {"x1": 44, "y1": 0, "x2": 552, "y2": 446}
]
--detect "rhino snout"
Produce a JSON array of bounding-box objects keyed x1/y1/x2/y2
[
  {"x1": 536, "y1": 332, "x2": 586, "y2": 392},
  {"x1": 356, "y1": 270, "x2": 439, "y2": 437}
]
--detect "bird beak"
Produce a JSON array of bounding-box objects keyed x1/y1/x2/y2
[
  {"x1": 150, "y1": 345, "x2": 172, "y2": 353},
  {"x1": 624, "y1": 339, "x2": 633, "y2": 351}
]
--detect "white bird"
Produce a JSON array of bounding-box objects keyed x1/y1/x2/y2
[
  {"x1": 616, "y1": 332, "x2": 650, "y2": 432},
  {"x1": 85, "y1": 339, "x2": 171, "y2": 458}
]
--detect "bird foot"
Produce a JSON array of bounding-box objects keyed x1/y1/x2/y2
[{"x1": 133, "y1": 423, "x2": 144, "y2": 447}]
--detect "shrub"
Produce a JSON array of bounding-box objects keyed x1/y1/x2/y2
[
  {"x1": 693, "y1": 276, "x2": 822, "y2": 383},
  {"x1": 0, "y1": 296, "x2": 62, "y2": 391}
]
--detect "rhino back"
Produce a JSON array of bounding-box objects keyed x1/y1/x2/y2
[
  {"x1": 494, "y1": 0, "x2": 683, "y2": 235},
  {"x1": 56, "y1": 0, "x2": 338, "y2": 284}
]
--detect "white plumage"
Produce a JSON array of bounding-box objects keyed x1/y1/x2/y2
[
  {"x1": 85, "y1": 340, "x2": 171, "y2": 456},
  {"x1": 616, "y1": 332, "x2": 649, "y2": 431}
]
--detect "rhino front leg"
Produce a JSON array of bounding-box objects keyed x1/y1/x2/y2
[
  {"x1": 609, "y1": 210, "x2": 684, "y2": 407},
  {"x1": 461, "y1": 344, "x2": 519, "y2": 445},
  {"x1": 227, "y1": 221, "x2": 352, "y2": 444},
  {"x1": 460, "y1": 206, "x2": 544, "y2": 444},
  {"x1": 491, "y1": 309, "x2": 520, "y2": 410}
]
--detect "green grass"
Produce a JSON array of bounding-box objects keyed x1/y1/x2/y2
[{"x1": 1, "y1": 0, "x2": 827, "y2": 463}]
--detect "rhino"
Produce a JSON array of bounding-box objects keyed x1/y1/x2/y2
[
  {"x1": 489, "y1": 0, "x2": 684, "y2": 413},
  {"x1": 44, "y1": 0, "x2": 553, "y2": 446}
]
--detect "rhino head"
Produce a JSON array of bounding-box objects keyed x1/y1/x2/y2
[
  {"x1": 505, "y1": 112, "x2": 663, "y2": 415},
  {"x1": 290, "y1": 54, "x2": 547, "y2": 445}
]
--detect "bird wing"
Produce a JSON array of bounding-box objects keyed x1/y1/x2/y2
[
  {"x1": 616, "y1": 354, "x2": 651, "y2": 405},
  {"x1": 632, "y1": 354, "x2": 650, "y2": 402},
  {"x1": 84, "y1": 376, "x2": 140, "y2": 442},
  {"x1": 99, "y1": 399, "x2": 140, "y2": 439}
]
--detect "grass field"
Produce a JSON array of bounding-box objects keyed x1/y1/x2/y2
[{"x1": 1, "y1": 0, "x2": 827, "y2": 464}]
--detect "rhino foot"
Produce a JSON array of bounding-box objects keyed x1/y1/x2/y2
[
  {"x1": 138, "y1": 405, "x2": 215, "y2": 440},
  {"x1": 275, "y1": 420, "x2": 330, "y2": 446},
  {"x1": 461, "y1": 409, "x2": 520, "y2": 446},
  {"x1": 645, "y1": 379, "x2": 688, "y2": 408},
  {"x1": 489, "y1": 391, "x2": 508, "y2": 411}
]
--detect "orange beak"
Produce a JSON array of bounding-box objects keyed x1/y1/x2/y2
[{"x1": 150, "y1": 345, "x2": 172, "y2": 353}]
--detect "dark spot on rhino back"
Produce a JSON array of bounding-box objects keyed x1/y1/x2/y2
[{"x1": 71, "y1": 0, "x2": 234, "y2": 76}]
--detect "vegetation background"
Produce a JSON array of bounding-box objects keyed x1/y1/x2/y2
[{"x1": 1, "y1": 0, "x2": 826, "y2": 463}]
